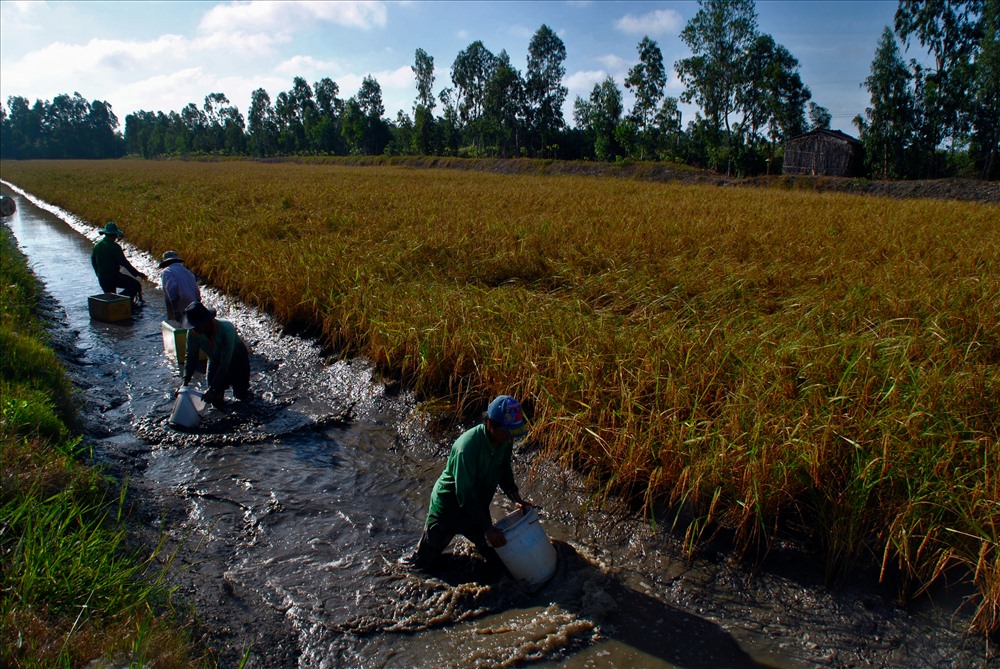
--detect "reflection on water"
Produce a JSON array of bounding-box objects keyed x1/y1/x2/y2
[{"x1": 2, "y1": 181, "x2": 987, "y2": 669}]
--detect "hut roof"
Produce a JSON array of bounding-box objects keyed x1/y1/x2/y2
[{"x1": 787, "y1": 129, "x2": 861, "y2": 145}]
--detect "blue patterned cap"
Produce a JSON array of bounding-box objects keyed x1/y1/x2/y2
[{"x1": 487, "y1": 395, "x2": 528, "y2": 439}]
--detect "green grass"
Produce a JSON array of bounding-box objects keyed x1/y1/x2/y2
[
  {"x1": 2, "y1": 158, "x2": 998, "y2": 633},
  {"x1": 0, "y1": 222, "x2": 204, "y2": 667}
]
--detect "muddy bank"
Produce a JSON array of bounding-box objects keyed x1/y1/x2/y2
[{"x1": 3, "y1": 182, "x2": 995, "y2": 668}]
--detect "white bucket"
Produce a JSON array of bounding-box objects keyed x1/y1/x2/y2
[
  {"x1": 169, "y1": 387, "x2": 206, "y2": 429},
  {"x1": 491, "y1": 507, "x2": 557, "y2": 588}
]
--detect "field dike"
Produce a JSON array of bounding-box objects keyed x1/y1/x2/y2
[{"x1": 1, "y1": 158, "x2": 998, "y2": 637}]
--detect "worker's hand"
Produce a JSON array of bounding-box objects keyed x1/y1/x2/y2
[
  {"x1": 485, "y1": 527, "x2": 506, "y2": 548},
  {"x1": 516, "y1": 499, "x2": 534, "y2": 513}
]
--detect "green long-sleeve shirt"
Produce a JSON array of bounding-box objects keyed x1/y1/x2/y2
[
  {"x1": 184, "y1": 319, "x2": 240, "y2": 393},
  {"x1": 427, "y1": 423, "x2": 519, "y2": 533},
  {"x1": 90, "y1": 235, "x2": 139, "y2": 280}
]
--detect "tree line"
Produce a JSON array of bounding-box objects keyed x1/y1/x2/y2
[
  {"x1": 1, "y1": 0, "x2": 996, "y2": 179},
  {"x1": 855, "y1": 0, "x2": 998, "y2": 179}
]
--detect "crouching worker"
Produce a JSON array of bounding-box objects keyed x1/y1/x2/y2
[
  {"x1": 407, "y1": 395, "x2": 533, "y2": 579},
  {"x1": 90, "y1": 221, "x2": 146, "y2": 306},
  {"x1": 181, "y1": 301, "x2": 250, "y2": 407}
]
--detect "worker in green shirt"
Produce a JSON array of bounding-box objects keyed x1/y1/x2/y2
[
  {"x1": 181, "y1": 301, "x2": 251, "y2": 408},
  {"x1": 407, "y1": 395, "x2": 532, "y2": 577},
  {"x1": 90, "y1": 221, "x2": 146, "y2": 306}
]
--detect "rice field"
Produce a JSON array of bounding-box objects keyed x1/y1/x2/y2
[{"x1": 2, "y1": 158, "x2": 998, "y2": 632}]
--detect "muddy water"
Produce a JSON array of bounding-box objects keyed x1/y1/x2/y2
[{"x1": 2, "y1": 183, "x2": 991, "y2": 669}]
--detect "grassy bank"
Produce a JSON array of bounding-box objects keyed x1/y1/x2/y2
[
  {"x1": 2, "y1": 159, "x2": 998, "y2": 632},
  {"x1": 0, "y1": 221, "x2": 203, "y2": 666}
]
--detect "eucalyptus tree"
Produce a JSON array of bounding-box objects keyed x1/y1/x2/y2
[
  {"x1": 124, "y1": 110, "x2": 155, "y2": 157},
  {"x1": 676, "y1": 0, "x2": 759, "y2": 139},
  {"x1": 525, "y1": 24, "x2": 568, "y2": 156},
  {"x1": 970, "y1": 0, "x2": 999, "y2": 177},
  {"x1": 350, "y1": 75, "x2": 390, "y2": 155},
  {"x1": 202, "y1": 92, "x2": 230, "y2": 152},
  {"x1": 808, "y1": 102, "x2": 833, "y2": 130},
  {"x1": 85, "y1": 99, "x2": 124, "y2": 158},
  {"x1": 855, "y1": 27, "x2": 916, "y2": 179},
  {"x1": 624, "y1": 36, "x2": 666, "y2": 159},
  {"x1": 312, "y1": 77, "x2": 345, "y2": 154},
  {"x1": 895, "y1": 0, "x2": 984, "y2": 170},
  {"x1": 573, "y1": 76, "x2": 624, "y2": 161},
  {"x1": 739, "y1": 36, "x2": 801, "y2": 140},
  {"x1": 482, "y1": 49, "x2": 526, "y2": 157},
  {"x1": 219, "y1": 105, "x2": 246, "y2": 155},
  {"x1": 273, "y1": 91, "x2": 297, "y2": 153},
  {"x1": 653, "y1": 95, "x2": 684, "y2": 158},
  {"x1": 340, "y1": 97, "x2": 365, "y2": 155},
  {"x1": 413, "y1": 48, "x2": 436, "y2": 111},
  {"x1": 1, "y1": 96, "x2": 41, "y2": 158},
  {"x1": 436, "y1": 87, "x2": 462, "y2": 155},
  {"x1": 178, "y1": 102, "x2": 206, "y2": 153},
  {"x1": 412, "y1": 48, "x2": 437, "y2": 155},
  {"x1": 247, "y1": 88, "x2": 279, "y2": 157},
  {"x1": 451, "y1": 40, "x2": 497, "y2": 148}
]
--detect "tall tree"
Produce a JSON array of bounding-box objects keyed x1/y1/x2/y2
[
  {"x1": 412, "y1": 48, "x2": 436, "y2": 112},
  {"x1": 85, "y1": 99, "x2": 124, "y2": 158},
  {"x1": 352, "y1": 75, "x2": 390, "y2": 155},
  {"x1": 676, "y1": 0, "x2": 759, "y2": 137},
  {"x1": 856, "y1": 27, "x2": 916, "y2": 179},
  {"x1": 482, "y1": 49, "x2": 526, "y2": 157},
  {"x1": 574, "y1": 76, "x2": 624, "y2": 161},
  {"x1": 969, "y1": 0, "x2": 1000, "y2": 177},
  {"x1": 2, "y1": 96, "x2": 41, "y2": 158},
  {"x1": 625, "y1": 36, "x2": 667, "y2": 158},
  {"x1": 525, "y1": 24, "x2": 568, "y2": 156},
  {"x1": 247, "y1": 88, "x2": 278, "y2": 157},
  {"x1": 202, "y1": 92, "x2": 230, "y2": 152},
  {"x1": 808, "y1": 102, "x2": 833, "y2": 130},
  {"x1": 895, "y1": 0, "x2": 984, "y2": 161},
  {"x1": 312, "y1": 77, "x2": 345, "y2": 154},
  {"x1": 451, "y1": 40, "x2": 497, "y2": 146}
]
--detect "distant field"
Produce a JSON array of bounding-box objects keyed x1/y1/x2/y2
[{"x1": 3, "y1": 158, "x2": 998, "y2": 632}]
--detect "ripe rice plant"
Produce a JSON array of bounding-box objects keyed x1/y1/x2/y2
[{"x1": 3, "y1": 158, "x2": 998, "y2": 632}]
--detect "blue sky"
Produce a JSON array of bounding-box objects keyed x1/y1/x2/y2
[{"x1": 0, "y1": 1, "x2": 916, "y2": 135}]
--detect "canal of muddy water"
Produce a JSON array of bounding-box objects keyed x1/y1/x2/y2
[{"x1": 1, "y1": 183, "x2": 992, "y2": 668}]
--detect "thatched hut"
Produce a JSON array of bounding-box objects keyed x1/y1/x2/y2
[{"x1": 783, "y1": 129, "x2": 863, "y2": 177}]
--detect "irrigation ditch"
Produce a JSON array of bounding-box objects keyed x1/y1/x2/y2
[{"x1": 1, "y1": 181, "x2": 994, "y2": 668}]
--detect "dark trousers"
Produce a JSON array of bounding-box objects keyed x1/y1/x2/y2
[
  {"x1": 414, "y1": 507, "x2": 506, "y2": 575},
  {"x1": 223, "y1": 338, "x2": 251, "y2": 400},
  {"x1": 98, "y1": 273, "x2": 142, "y2": 301}
]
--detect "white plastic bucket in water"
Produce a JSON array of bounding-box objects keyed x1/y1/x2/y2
[
  {"x1": 169, "y1": 387, "x2": 206, "y2": 429},
  {"x1": 491, "y1": 507, "x2": 557, "y2": 588}
]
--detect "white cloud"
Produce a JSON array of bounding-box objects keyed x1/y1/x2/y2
[
  {"x1": 0, "y1": 29, "x2": 285, "y2": 118},
  {"x1": 665, "y1": 71, "x2": 685, "y2": 95},
  {"x1": 339, "y1": 65, "x2": 413, "y2": 96},
  {"x1": 614, "y1": 9, "x2": 683, "y2": 36},
  {"x1": 508, "y1": 24, "x2": 536, "y2": 40},
  {"x1": 6, "y1": 0, "x2": 47, "y2": 19},
  {"x1": 275, "y1": 55, "x2": 343, "y2": 76},
  {"x1": 194, "y1": 30, "x2": 284, "y2": 56},
  {"x1": 199, "y1": 1, "x2": 388, "y2": 34},
  {"x1": 4, "y1": 36, "x2": 187, "y2": 86},
  {"x1": 565, "y1": 70, "x2": 607, "y2": 92},
  {"x1": 597, "y1": 54, "x2": 628, "y2": 72}
]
